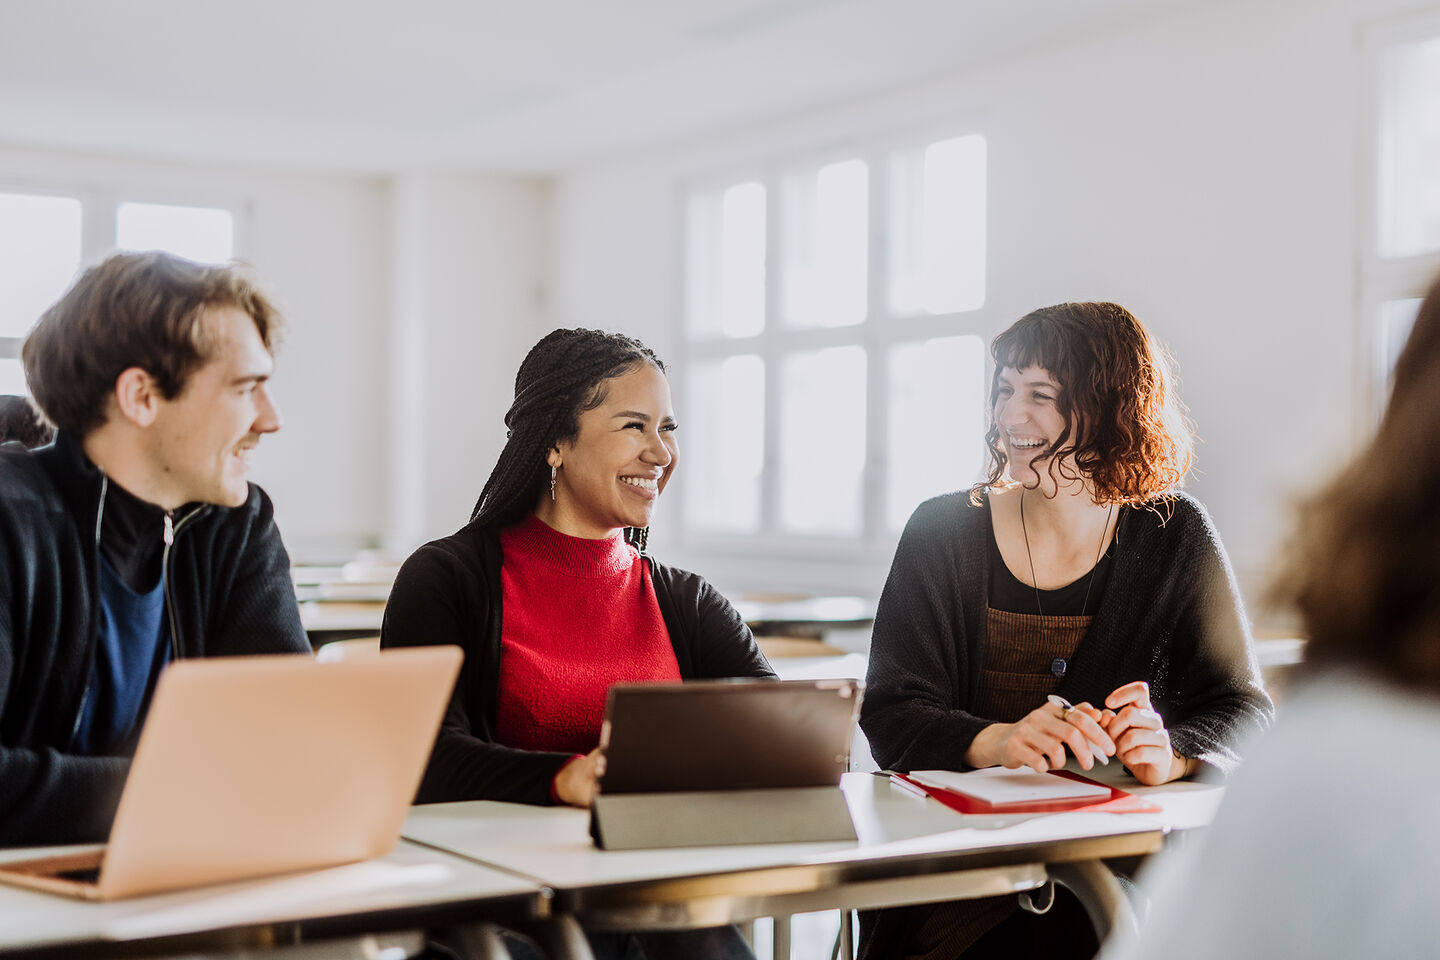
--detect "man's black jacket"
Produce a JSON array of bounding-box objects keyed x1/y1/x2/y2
[{"x1": 0, "y1": 431, "x2": 309, "y2": 846}]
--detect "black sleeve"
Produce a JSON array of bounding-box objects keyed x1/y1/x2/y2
[
  {"x1": 650, "y1": 561, "x2": 775, "y2": 680},
  {"x1": 381, "y1": 542, "x2": 574, "y2": 806},
  {"x1": 1160, "y1": 503, "x2": 1275, "y2": 775},
  {"x1": 0, "y1": 745, "x2": 129, "y2": 847},
  {"x1": 0, "y1": 547, "x2": 130, "y2": 846},
  {"x1": 860, "y1": 497, "x2": 991, "y2": 772},
  {"x1": 690, "y1": 577, "x2": 776, "y2": 680},
  {"x1": 208, "y1": 487, "x2": 310, "y2": 657}
]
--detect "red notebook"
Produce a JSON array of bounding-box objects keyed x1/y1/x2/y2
[{"x1": 894, "y1": 770, "x2": 1160, "y2": 816}]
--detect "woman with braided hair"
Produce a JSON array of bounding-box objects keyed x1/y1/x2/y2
[{"x1": 382, "y1": 328, "x2": 773, "y2": 814}]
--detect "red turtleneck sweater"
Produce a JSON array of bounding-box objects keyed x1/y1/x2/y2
[{"x1": 495, "y1": 514, "x2": 680, "y2": 756}]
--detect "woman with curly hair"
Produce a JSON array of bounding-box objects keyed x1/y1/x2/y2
[{"x1": 859, "y1": 302, "x2": 1273, "y2": 960}]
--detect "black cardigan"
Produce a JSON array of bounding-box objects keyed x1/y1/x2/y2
[
  {"x1": 0, "y1": 432, "x2": 310, "y2": 846},
  {"x1": 380, "y1": 521, "x2": 775, "y2": 806},
  {"x1": 861, "y1": 491, "x2": 1273, "y2": 776}
]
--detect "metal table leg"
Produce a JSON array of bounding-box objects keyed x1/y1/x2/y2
[
  {"x1": 1047, "y1": 860, "x2": 1139, "y2": 944},
  {"x1": 773, "y1": 913, "x2": 791, "y2": 960},
  {"x1": 532, "y1": 915, "x2": 597, "y2": 960}
]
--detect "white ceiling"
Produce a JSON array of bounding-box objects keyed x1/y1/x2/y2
[{"x1": 0, "y1": 0, "x2": 1205, "y2": 174}]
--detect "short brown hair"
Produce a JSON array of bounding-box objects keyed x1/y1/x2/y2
[
  {"x1": 22, "y1": 251, "x2": 282, "y2": 436},
  {"x1": 976, "y1": 301, "x2": 1193, "y2": 505},
  {"x1": 1276, "y1": 274, "x2": 1440, "y2": 693}
]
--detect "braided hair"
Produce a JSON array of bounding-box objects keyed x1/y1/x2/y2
[{"x1": 470, "y1": 328, "x2": 666, "y2": 552}]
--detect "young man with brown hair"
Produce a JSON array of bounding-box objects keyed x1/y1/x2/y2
[{"x1": 0, "y1": 251, "x2": 310, "y2": 846}]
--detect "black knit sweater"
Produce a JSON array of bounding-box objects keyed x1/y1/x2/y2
[{"x1": 861, "y1": 491, "x2": 1273, "y2": 776}]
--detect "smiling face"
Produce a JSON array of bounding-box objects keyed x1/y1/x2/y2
[
  {"x1": 994, "y1": 365, "x2": 1067, "y2": 486},
  {"x1": 540, "y1": 362, "x2": 678, "y2": 539},
  {"x1": 146, "y1": 305, "x2": 281, "y2": 508}
]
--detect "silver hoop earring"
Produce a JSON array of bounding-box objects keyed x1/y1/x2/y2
[{"x1": 550, "y1": 465, "x2": 557, "y2": 501}]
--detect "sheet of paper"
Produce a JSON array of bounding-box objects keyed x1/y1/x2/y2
[{"x1": 908, "y1": 768, "x2": 1110, "y2": 805}]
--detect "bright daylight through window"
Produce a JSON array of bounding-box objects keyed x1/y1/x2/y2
[
  {"x1": 681, "y1": 134, "x2": 987, "y2": 546},
  {"x1": 0, "y1": 193, "x2": 236, "y2": 396}
]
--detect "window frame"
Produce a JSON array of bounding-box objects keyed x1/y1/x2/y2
[
  {"x1": 1360, "y1": 9, "x2": 1440, "y2": 422},
  {"x1": 0, "y1": 176, "x2": 250, "y2": 380},
  {"x1": 671, "y1": 130, "x2": 994, "y2": 566}
]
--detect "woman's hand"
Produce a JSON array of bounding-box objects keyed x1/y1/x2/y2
[
  {"x1": 966, "y1": 699, "x2": 1115, "y2": 773},
  {"x1": 1100, "y1": 681, "x2": 1188, "y2": 785},
  {"x1": 553, "y1": 747, "x2": 606, "y2": 807}
]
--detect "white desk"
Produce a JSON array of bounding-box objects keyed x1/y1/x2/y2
[
  {"x1": 403, "y1": 770, "x2": 1222, "y2": 939},
  {"x1": 0, "y1": 840, "x2": 544, "y2": 959}
]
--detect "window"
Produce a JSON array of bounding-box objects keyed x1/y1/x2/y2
[
  {"x1": 1378, "y1": 298, "x2": 1421, "y2": 390},
  {"x1": 0, "y1": 189, "x2": 238, "y2": 396},
  {"x1": 116, "y1": 202, "x2": 235, "y2": 264},
  {"x1": 0, "y1": 192, "x2": 83, "y2": 395},
  {"x1": 1364, "y1": 13, "x2": 1440, "y2": 417},
  {"x1": 680, "y1": 134, "x2": 988, "y2": 551}
]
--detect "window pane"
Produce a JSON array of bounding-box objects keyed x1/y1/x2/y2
[
  {"x1": 1379, "y1": 37, "x2": 1440, "y2": 257},
  {"x1": 890, "y1": 135, "x2": 986, "y2": 315},
  {"x1": 779, "y1": 346, "x2": 866, "y2": 535},
  {"x1": 0, "y1": 193, "x2": 82, "y2": 339},
  {"x1": 116, "y1": 202, "x2": 234, "y2": 264},
  {"x1": 685, "y1": 183, "x2": 765, "y2": 339},
  {"x1": 782, "y1": 160, "x2": 868, "y2": 328},
  {"x1": 0, "y1": 359, "x2": 28, "y2": 396},
  {"x1": 684, "y1": 355, "x2": 764, "y2": 532},
  {"x1": 887, "y1": 336, "x2": 986, "y2": 531},
  {"x1": 1380, "y1": 298, "x2": 1422, "y2": 388}
]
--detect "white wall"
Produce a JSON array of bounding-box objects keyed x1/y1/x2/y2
[
  {"x1": 550, "y1": 0, "x2": 1416, "y2": 619},
  {"x1": 386, "y1": 173, "x2": 551, "y2": 550}
]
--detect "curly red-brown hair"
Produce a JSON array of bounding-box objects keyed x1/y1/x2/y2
[{"x1": 974, "y1": 301, "x2": 1193, "y2": 505}]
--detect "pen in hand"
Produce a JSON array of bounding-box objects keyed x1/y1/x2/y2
[{"x1": 1048, "y1": 694, "x2": 1109, "y2": 766}]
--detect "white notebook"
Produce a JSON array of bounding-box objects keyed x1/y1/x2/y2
[{"x1": 909, "y1": 768, "x2": 1111, "y2": 805}]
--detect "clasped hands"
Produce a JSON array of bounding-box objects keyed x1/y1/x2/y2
[{"x1": 966, "y1": 681, "x2": 1187, "y2": 785}]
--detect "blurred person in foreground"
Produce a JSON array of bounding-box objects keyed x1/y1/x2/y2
[{"x1": 1102, "y1": 276, "x2": 1440, "y2": 960}]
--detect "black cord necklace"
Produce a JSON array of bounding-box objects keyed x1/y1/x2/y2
[{"x1": 1019, "y1": 490, "x2": 1116, "y2": 618}]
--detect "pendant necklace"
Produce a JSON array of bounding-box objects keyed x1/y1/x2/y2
[{"x1": 1020, "y1": 491, "x2": 1116, "y2": 618}]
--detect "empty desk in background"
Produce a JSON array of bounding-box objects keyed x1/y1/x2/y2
[
  {"x1": 734, "y1": 596, "x2": 876, "y2": 638},
  {"x1": 301, "y1": 586, "x2": 881, "y2": 650},
  {"x1": 402, "y1": 770, "x2": 1224, "y2": 959},
  {"x1": 0, "y1": 840, "x2": 544, "y2": 960}
]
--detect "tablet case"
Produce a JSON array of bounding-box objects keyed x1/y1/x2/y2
[{"x1": 590, "y1": 679, "x2": 863, "y2": 849}]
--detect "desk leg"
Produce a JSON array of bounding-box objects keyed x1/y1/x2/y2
[
  {"x1": 1048, "y1": 860, "x2": 1138, "y2": 944},
  {"x1": 430, "y1": 923, "x2": 514, "y2": 960},
  {"x1": 534, "y1": 915, "x2": 598, "y2": 960},
  {"x1": 830, "y1": 909, "x2": 854, "y2": 960},
  {"x1": 773, "y1": 914, "x2": 791, "y2": 960}
]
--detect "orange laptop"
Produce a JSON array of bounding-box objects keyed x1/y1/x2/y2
[{"x1": 0, "y1": 645, "x2": 461, "y2": 900}]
